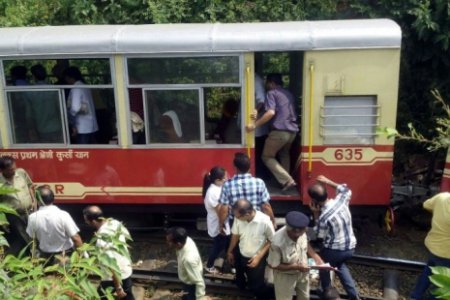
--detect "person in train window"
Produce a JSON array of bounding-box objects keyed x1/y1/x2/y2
[
  {"x1": 214, "y1": 98, "x2": 240, "y2": 144},
  {"x1": 9, "y1": 65, "x2": 30, "y2": 143},
  {"x1": 226, "y1": 199, "x2": 275, "y2": 300},
  {"x1": 25, "y1": 64, "x2": 63, "y2": 143},
  {"x1": 202, "y1": 166, "x2": 230, "y2": 273},
  {"x1": 64, "y1": 66, "x2": 99, "y2": 144},
  {"x1": 308, "y1": 175, "x2": 360, "y2": 300},
  {"x1": 166, "y1": 227, "x2": 210, "y2": 300},
  {"x1": 410, "y1": 192, "x2": 450, "y2": 300},
  {"x1": 246, "y1": 73, "x2": 298, "y2": 191},
  {"x1": 267, "y1": 211, "x2": 323, "y2": 300},
  {"x1": 158, "y1": 110, "x2": 184, "y2": 143}
]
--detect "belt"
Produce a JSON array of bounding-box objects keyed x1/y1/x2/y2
[
  {"x1": 271, "y1": 128, "x2": 297, "y2": 133},
  {"x1": 40, "y1": 248, "x2": 74, "y2": 257}
]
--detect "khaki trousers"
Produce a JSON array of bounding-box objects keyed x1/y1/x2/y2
[
  {"x1": 262, "y1": 130, "x2": 296, "y2": 185},
  {"x1": 273, "y1": 270, "x2": 309, "y2": 300}
]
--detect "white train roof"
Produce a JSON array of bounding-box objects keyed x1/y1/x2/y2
[{"x1": 0, "y1": 19, "x2": 401, "y2": 57}]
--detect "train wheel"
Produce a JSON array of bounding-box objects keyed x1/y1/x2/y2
[{"x1": 384, "y1": 207, "x2": 395, "y2": 235}]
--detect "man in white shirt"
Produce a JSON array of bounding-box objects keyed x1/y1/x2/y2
[
  {"x1": 83, "y1": 205, "x2": 134, "y2": 300},
  {"x1": 166, "y1": 227, "x2": 209, "y2": 300},
  {"x1": 226, "y1": 199, "x2": 275, "y2": 300},
  {"x1": 64, "y1": 66, "x2": 99, "y2": 144},
  {"x1": 26, "y1": 186, "x2": 82, "y2": 265}
]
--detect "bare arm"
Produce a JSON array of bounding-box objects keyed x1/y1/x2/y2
[
  {"x1": 317, "y1": 175, "x2": 339, "y2": 188},
  {"x1": 248, "y1": 240, "x2": 271, "y2": 268},
  {"x1": 261, "y1": 203, "x2": 276, "y2": 228},
  {"x1": 226, "y1": 234, "x2": 240, "y2": 265},
  {"x1": 218, "y1": 204, "x2": 229, "y2": 233},
  {"x1": 112, "y1": 272, "x2": 127, "y2": 298},
  {"x1": 71, "y1": 233, "x2": 83, "y2": 249},
  {"x1": 214, "y1": 203, "x2": 222, "y2": 215},
  {"x1": 246, "y1": 109, "x2": 275, "y2": 132},
  {"x1": 270, "y1": 261, "x2": 309, "y2": 272}
]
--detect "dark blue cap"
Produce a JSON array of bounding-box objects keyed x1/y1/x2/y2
[{"x1": 285, "y1": 211, "x2": 309, "y2": 228}]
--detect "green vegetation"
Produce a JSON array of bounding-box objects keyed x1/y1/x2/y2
[
  {"x1": 0, "y1": 184, "x2": 131, "y2": 299},
  {"x1": 430, "y1": 266, "x2": 450, "y2": 300}
]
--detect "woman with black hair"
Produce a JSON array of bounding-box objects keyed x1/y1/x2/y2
[{"x1": 202, "y1": 166, "x2": 229, "y2": 273}]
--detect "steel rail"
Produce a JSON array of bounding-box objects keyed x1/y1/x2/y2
[
  {"x1": 350, "y1": 254, "x2": 426, "y2": 273},
  {"x1": 132, "y1": 268, "x2": 383, "y2": 300}
]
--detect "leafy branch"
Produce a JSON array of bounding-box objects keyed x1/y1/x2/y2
[{"x1": 378, "y1": 89, "x2": 450, "y2": 151}]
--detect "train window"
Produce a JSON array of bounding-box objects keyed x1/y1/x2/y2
[
  {"x1": 7, "y1": 90, "x2": 64, "y2": 144},
  {"x1": 127, "y1": 57, "x2": 239, "y2": 84},
  {"x1": 2, "y1": 58, "x2": 116, "y2": 145},
  {"x1": 204, "y1": 87, "x2": 241, "y2": 144},
  {"x1": 145, "y1": 89, "x2": 200, "y2": 144},
  {"x1": 321, "y1": 96, "x2": 378, "y2": 145},
  {"x1": 3, "y1": 59, "x2": 111, "y2": 85}
]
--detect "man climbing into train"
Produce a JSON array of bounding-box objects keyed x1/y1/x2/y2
[
  {"x1": 308, "y1": 175, "x2": 360, "y2": 300},
  {"x1": 246, "y1": 73, "x2": 298, "y2": 192}
]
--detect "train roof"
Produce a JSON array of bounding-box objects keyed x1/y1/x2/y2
[{"x1": 0, "y1": 19, "x2": 401, "y2": 57}]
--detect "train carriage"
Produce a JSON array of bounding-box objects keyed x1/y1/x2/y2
[{"x1": 0, "y1": 19, "x2": 403, "y2": 219}]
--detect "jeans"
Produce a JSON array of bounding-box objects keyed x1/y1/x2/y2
[
  {"x1": 411, "y1": 252, "x2": 450, "y2": 300},
  {"x1": 206, "y1": 234, "x2": 229, "y2": 268},
  {"x1": 319, "y1": 248, "x2": 358, "y2": 299}
]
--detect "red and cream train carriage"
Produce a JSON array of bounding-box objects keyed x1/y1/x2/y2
[{"x1": 0, "y1": 20, "x2": 406, "y2": 220}]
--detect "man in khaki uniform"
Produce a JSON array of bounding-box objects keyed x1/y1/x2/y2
[
  {"x1": 268, "y1": 211, "x2": 323, "y2": 300},
  {"x1": 0, "y1": 156, "x2": 35, "y2": 256}
]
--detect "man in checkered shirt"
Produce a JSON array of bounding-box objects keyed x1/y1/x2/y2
[
  {"x1": 218, "y1": 152, "x2": 275, "y2": 290},
  {"x1": 218, "y1": 152, "x2": 275, "y2": 230},
  {"x1": 309, "y1": 175, "x2": 360, "y2": 300}
]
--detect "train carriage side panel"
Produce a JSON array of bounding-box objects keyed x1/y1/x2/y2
[
  {"x1": 300, "y1": 49, "x2": 401, "y2": 206},
  {"x1": 0, "y1": 148, "x2": 243, "y2": 205}
]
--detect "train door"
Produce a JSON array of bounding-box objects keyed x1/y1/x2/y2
[{"x1": 253, "y1": 51, "x2": 303, "y2": 199}]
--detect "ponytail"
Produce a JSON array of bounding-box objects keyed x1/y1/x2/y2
[
  {"x1": 202, "y1": 166, "x2": 226, "y2": 198},
  {"x1": 202, "y1": 173, "x2": 213, "y2": 198}
]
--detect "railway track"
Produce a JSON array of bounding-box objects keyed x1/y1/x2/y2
[
  {"x1": 129, "y1": 229, "x2": 426, "y2": 298},
  {"x1": 131, "y1": 267, "x2": 384, "y2": 300}
]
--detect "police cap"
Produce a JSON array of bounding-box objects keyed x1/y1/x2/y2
[{"x1": 285, "y1": 211, "x2": 309, "y2": 228}]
